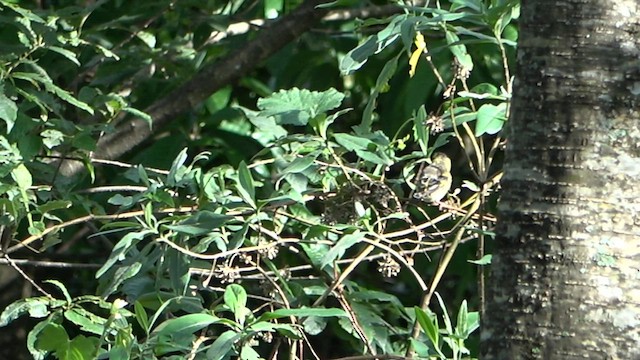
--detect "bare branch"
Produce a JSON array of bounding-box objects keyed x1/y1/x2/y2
[{"x1": 61, "y1": 0, "x2": 331, "y2": 175}]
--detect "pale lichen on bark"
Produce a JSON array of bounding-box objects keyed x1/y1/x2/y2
[{"x1": 482, "y1": 0, "x2": 640, "y2": 358}]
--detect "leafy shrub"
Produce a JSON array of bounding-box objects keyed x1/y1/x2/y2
[{"x1": 0, "y1": 0, "x2": 517, "y2": 358}]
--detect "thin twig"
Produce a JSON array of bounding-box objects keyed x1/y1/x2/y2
[
  {"x1": 3, "y1": 254, "x2": 53, "y2": 298},
  {"x1": 405, "y1": 195, "x2": 482, "y2": 358},
  {"x1": 336, "y1": 291, "x2": 376, "y2": 355},
  {"x1": 77, "y1": 185, "x2": 150, "y2": 194},
  {"x1": 0, "y1": 258, "x2": 101, "y2": 268},
  {"x1": 331, "y1": 355, "x2": 408, "y2": 360},
  {"x1": 7, "y1": 206, "x2": 196, "y2": 254}
]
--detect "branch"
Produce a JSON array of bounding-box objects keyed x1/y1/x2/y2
[
  {"x1": 61, "y1": 0, "x2": 332, "y2": 175},
  {"x1": 207, "y1": 3, "x2": 409, "y2": 44}
]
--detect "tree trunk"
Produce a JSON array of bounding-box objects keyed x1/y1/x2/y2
[{"x1": 482, "y1": 0, "x2": 640, "y2": 359}]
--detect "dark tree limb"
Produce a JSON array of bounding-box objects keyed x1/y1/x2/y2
[{"x1": 62, "y1": 0, "x2": 332, "y2": 175}]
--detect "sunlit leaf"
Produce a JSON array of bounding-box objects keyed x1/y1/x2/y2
[
  {"x1": 224, "y1": 284, "x2": 247, "y2": 323},
  {"x1": 468, "y1": 254, "x2": 492, "y2": 265},
  {"x1": 0, "y1": 298, "x2": 50, "y2": 327},
  {"x1": 257, "y1": 88, "x2": 344, "y2": 126},
  {"x1": 206, "y1": 330, "x2": 239, "y2": 360},
  {"x1": 152, "y1": 313, "x2": 219, "y2": 337},
  {"x1": 445, "y1": 30, "x2": 473, "y2": 72},
  {"x1": 11, "y1": 163, "x2": 32, "y2": 190},
  {"x1": 43, "y1": 280, "x2": 71, "y2": 303},
  {"x1": 63, "y1": 308, "x2": 106, "y2": 335},
  {"x1": 47, "y1": 46, "x2": 80, "y2": 66},
  {"x1": 262, "y1": 307, "x2": 347, "y2": 320},
  {"x1": 236, "y1": 161, "x2": 256, "y2": 208},
  {"x1": 475, "y1": 102, "x2": 507, "y2": 136},
  {"x1": 320, "y1": 231, "x2": 364, "y2": 268},
  {"x1": 0, "y1": 94, "x2": 18, "y2": 133}
]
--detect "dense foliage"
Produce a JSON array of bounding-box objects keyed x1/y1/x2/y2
[{"x1": 0, "y1": 0, "x2": 517, "y2": 358}]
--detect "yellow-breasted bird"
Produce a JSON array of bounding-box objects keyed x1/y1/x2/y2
[{"x1": 413, "y1": 152, "x2": 452, "y2": 204}]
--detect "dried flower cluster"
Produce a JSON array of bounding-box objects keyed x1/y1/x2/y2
[
  {"x1": 377, "y1": 253, "x2": 401, "y2": 278},
  {"x1": 324, "y1": 182, "x2": 401, "y2": 224},
  {"x1": 214, "y1": 262, "x2": 240, "y2": 284},
  {"x1": 257, "y1": 238, "x2": 279, "y2": 260}
]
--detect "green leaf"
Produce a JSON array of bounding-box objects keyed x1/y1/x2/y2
[
  {"x1": 43, "y1": 280, "x2": 71, "y2": 303},
  {"x1": 455, "y1": 26, "x2": 517, "y2": 46},
  {"x1": 340, "y1": 15, "x2": 406, "y2": 75},
  {"x1": 135, "y1": 31, "x2": 156, "y2": 48},
  {"x1": 475, "y1": 102, "x2": 507, "y2": 136},
  {"x1": 123, "y1": 107, "x2": 153, "y2": 129},
  {"x1": 264, "y1": 0, "x2": 282, "y2": 18},
  {"x1": 96, "y1": 230, "x2": 154, "y2": 279},
  {"x1": 152, "y1": 313, "x2": 219, "y2": 337},
  {"x1": 143, "y1": 295, "x2": 192, "y2": 330},
  {"x1": 451, "y1": 0, "x2": 484, "y2": 12},
  {"x1": 47, "y1": 46, "x2": 80, "y2": 66},
  {"x1": 282, "y1": 155, "x2": 317, "y2": 174},
  {"x1": 205, "y1": 86, "x2": 232, "y2": 114},
  {"x1": 206, "y1": 330, "x2": 239, "y2": 360},
  {"x1": 11, "y1": 163, "x2": 32, "y2": 190},
  {"x1": 167, "y1": 147, "x2": 188, "y2": 186},
  {"x1": 99, "y1": 262, "x2": 143, "y2": 298},
  {"x1": 445, "y1": 30, "x2": 473, "y2": 71},
  {"x1": 271, "y1": 323, "x2": 302, "y2": 339},
  {"x1": 107, "y1": 194, "x2": 134, "y2": 207},
  {"x1": 434, "y1": 292, "x2": 453, "y2": 333},
  {"x1": 66, "y1": 335, "x2": 100, "y2": 359},
  {"x1": 240, "y1": 344, "x2": 261, "y2": 360},
  {"x1": 143, "y1": 202, "x2": 156, "y2": 228},
  {"x1": 456, "y1": 300, "x2": 469, "y2": 336},
  {"x1": 134, "y1": 301, "x2": 150, "y2": 333},
  {"x1": 317, "y1": 108, "x2": 352, "y2": 138},
  {"x1": 224, "y1": 284, "x2": 247, "y2": 322},
  {"x1": 257, "y1": 88, "x2": 344, "y2": 126},
  {"x1": 40, "y1": 129, "x2": 64, "y2": 149},
  {"x1": 414, "y1": 307, "x2": 440, "y2": 350},
  {"x1": 321, "y1": 232, "x2": 364, "y2": 268},
  {"x1": 167, "y1": 249, "x2": 189, "y2": 296},
  {"x1": 458, "y1": 82, "x2": 502, "y2": 100},
  {"x1": 165, "y1": 211, "x2": 232, "y2": 236},
  {"x1": 410, "y1": 338, "x2": 432, "y2": 358},
  {"x1": 262, "y1": 307, "x2": 347, "y2": 320},
  {"x1": 333, "y1": 133, "x2": 371, "y2": 152},
  {"x1": 463, "y1": 311, "x2": 480, "y2": 337},
  {"x1": 354, "y1": 148, "x2": 392, "y2": 166},
  {"x1": 358, "y1": 53, "x2": 401, "y2": 134},
  {"x1": 238, "y1": 106, "x2": 288, "y2": 142},
  {"x1": 299, "y1": 240, "x2": 329, "y2": 268},
  {"x1": 63, "y1": 308, "x2": 106, "y2": 335},
  {"x1": 0, "y1": 298, "x2": 49, "y2": 326},
  {"x1": 302, "y1": 316, "x2": 327, "y2": 335},
  {"x1": 468, "y1": 254, "x2": 492, "y2": 265},
  {"x1": 35, "y1": 322, "x2": 69, "y2": 352},
  {"x1": 236, "y1": 161, "x2": 256, "y2": 208},
  {"x1": 0, "y1": 93, "x2": 18, "y2": 133},
  {"x1": 43, "y1": 81, "x2": 94, "y2": 115},
  {"x1": 27, "y1": 320, "x2": 51, "y2": 360},
  {"x1": 28, "y1": 222, "x2": 45, "y2": 236},
  {"x1": 37, "y1": 200, "x2": 72, "y2": 213},
  {"x1": 412, "y1": 105, "x2": 429, "y2": 154},
  {"x1": 340, "y1": 36, "x2": 378, "y2": 75}
]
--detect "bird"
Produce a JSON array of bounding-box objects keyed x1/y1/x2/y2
[{"x1": 412, "y1": 152, "x2": 452, "y2": 204}]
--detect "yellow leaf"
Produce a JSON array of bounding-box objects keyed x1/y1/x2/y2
[{"x1": 409, "y1": 32, "x2": 426, "y2": 77}]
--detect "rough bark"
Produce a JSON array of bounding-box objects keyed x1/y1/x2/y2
[{"x1": 482, "y1": 0, "x2": 640, "y2": 359}]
